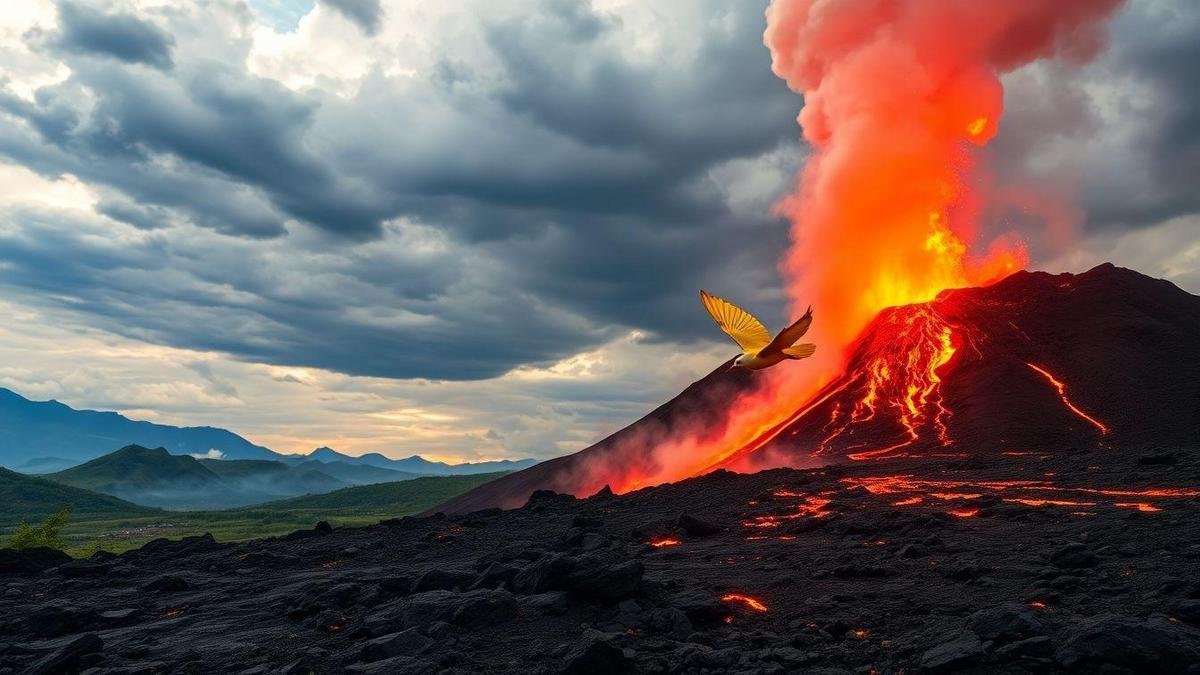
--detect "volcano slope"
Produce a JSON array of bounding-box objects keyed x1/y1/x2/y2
[
  {"x1": 2, "y1": 449, "x2": 1200, "y2": 673},
  {"x1": 439, "y1": 263, "x2": 1200, "y2": 514}
]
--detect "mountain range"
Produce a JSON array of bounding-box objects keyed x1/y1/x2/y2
[{"x1": 0, "y1": 388, "x2": 538, "y2": 476}]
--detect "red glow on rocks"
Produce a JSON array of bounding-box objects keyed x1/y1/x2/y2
[
  {"x1": 948, "y1": 508, "x2": 979, "y2": 518},
  {"x1": 1115, "y1": 502, "x2": 1162, "y2": 513}
]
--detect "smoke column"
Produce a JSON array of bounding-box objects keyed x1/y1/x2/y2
[{"x1": 766, "y1": 0, "x2": 1124, "y2": 367}]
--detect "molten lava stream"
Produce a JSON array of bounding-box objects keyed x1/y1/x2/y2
[
  {"x1": 816, "y1": 306, "x2": 963, "y2": 462},
  {"x1": 1026, "y1": 363, "x2": 1109, "y2": 435},
  {"x1": 721, "y1": 594, "x2": 768, "y2": 612}
]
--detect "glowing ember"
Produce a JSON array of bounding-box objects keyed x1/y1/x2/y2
[
  {"x1": 852, "y1": 628, "x2": 871, "y2": 639},
  {"x1": 1115, "y1": 502, "x2": 1162, "y2": 513},
  {"x1": 742, "y1": 493, "x2": 832, "y2": 528},
  {"x1": 1028, "y1": 601, "x2": 1047, "y2": 609},
  {"x1": 721, "y1": 594, "x2": 768, "y2": 612},
  {"x1": 649, "y1": 538, "x2": 681, "y2": 548},
  {"x1": 948, "y1": 508, "x2": 979, "y2": 518},
  {"x1": 1026, "y1": 363, "x2": 1109, "y2": 435},
  {"x1": 1006, "y1": 498, "x2": 1097, "y2": 508}
]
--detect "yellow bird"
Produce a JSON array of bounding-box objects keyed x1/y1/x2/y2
[{"x1": 700, "y1": 290, "x2": 816, "y2": 370}]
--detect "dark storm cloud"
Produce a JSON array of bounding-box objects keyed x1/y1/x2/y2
[
  {"x1": 0, "y1": 1, "x2": 803, "y2": 380},
  {"x1": 1081, "y1": 0, "x2": 1200, "y2": 230},
  {"x1": 321, "y1": 0, "x2": 384, "y2": 36},
  {"x1": 49, "y1": 0, "x2": 175, "y2": 70},
  {"x1": 989, "y1": 0, "x2": 1200, "y2": 240}
]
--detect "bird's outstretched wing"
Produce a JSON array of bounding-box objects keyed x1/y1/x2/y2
[
  {"x1": 700, "y1": 290, "x2": 772, "y2": 354},
  {"x1": 760, "y1": 306, "x2": 813, "y2": 358},
  {"x1": 782, "y1": 343, "x2": 816, "y2": 360}
]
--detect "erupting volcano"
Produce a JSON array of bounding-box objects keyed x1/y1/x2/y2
[
  {"x1": 434, "y1": 0, "x2": 1195, "y2": 515},
  {"x1": 438, "y1": 263, "x2": 1200, "y2": 514}
]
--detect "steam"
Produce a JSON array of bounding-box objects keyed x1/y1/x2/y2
[{"x1": 189, "y1": 449, "x2": 226, "y2": 460}]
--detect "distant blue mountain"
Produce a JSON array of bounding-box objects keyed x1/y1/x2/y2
[
  {"x1": 0, "y1": 387, "x2": 540, "y2": 477},
  {"x1": 0, "y1": 388, "x2": 282, "y2": 467},
  {"x1": 293, "y1": 447, "x2": 539, "y2": 476}
]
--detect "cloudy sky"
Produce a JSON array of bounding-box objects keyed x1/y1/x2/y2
[{"x1": 0, "y1": 0, "x2": 1196, "y2": 462}]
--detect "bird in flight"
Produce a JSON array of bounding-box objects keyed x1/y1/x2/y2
[{"x1": 700, "y1": 290, "x2": 816, "y2": 370}]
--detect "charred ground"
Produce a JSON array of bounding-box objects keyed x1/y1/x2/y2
[{"x1": 3, "y1": 446, "x2": 1200, "y2": 673}]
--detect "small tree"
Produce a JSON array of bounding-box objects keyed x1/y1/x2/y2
[{"x1": 6, "y1": 506, "x2": 72, "y2": 550}]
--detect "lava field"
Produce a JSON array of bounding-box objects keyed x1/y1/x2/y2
[{"x1": 4, "y1": 446, "x2": 1200, "y2": 673}]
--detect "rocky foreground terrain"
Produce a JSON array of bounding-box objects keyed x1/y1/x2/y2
[{"x1": 3, "y1": 446, "x2": 1200, "y2": 674}]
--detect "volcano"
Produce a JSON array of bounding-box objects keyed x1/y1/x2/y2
[{"x1": 439, "y1": 264, "x2": 1200, "y2": 514}]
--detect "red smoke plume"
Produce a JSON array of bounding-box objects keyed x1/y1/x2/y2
[{"x1": 766, "y1": 0, "x2": 1123, "y2": 359}]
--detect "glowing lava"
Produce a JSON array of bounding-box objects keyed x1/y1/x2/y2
[
  {"x1": 816, "y1": 306, "x2": 962, "y2": 462},
  {"x1": 837, "y1": 475, "x2": 1196, "y2": 515},
  {"x1": 649, "y1": 538, "x2": 681, "y2": 548},
  {"x1": 741, "y1": 493, "x2": 831, "y2": 528},
  {"x1": 721, "y1": 594, "x2": 769, "y2": 613},
  {"x1": 1116, "y1": 503, "x2": 1162, "y2": 513},
  {"x1": 1026, "y1": 363, "x2": 1109, "y2": 435}
]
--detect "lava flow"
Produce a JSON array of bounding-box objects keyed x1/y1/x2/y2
[
  {"x1": 1026, "y1": 363, "x2": 1109, "y2": 435},
  {"x1": 648, "y1": 537, "x2": 681, "y2": 548},
  {"x1": 817, "y1": 305, "x2": 963, "y2": 462},
  {"x1": 721, "y1": 594, "x2": 769, "y2": 613}
]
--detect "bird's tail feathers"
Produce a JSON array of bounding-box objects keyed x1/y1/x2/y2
[{"x1": 783, "y1": 343, "x2": 816, "y2": 359}]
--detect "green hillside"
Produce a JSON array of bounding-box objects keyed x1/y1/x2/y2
[
  {"x1": 0, "y1": 466, "x2": 160, "y2": 527},
  {"x1": 2, "y1": 470, "x2": 509, "y2": 555},
  {"x1": 294, "y1": 459, "x2": 420, "y2": 485},
  {"x1": 49, "y1": 445, "x2": 220, "y2": 493},
  {"x1": 246, "y1": 472, "x2": 509, "y2": 516},
  {"x1": 198, "y1": 457, "x2": 290, "y2": 478}
]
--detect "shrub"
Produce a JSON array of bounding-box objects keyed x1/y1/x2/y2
[{"x1": 6, "y1": 506, "x2": 72, "y2": 550}]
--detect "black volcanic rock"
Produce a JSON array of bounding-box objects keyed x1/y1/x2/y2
[
  {"x1": 677, "y1": 513, "x2": 721, "y2": 536},
  {"x1": 920, "y1": 633, "x2": 984, "y2": 672},
  {"x1": 2, "y1": 451, "x2": 1200, "y2": 672},
  {"x1": 967, "y1": 603, "x2": 1043, "y2": 645},
  {"x1": 1055, "y1": 614, "x2": 1200, "y2": 671},
  {"x1": 559, "y1": 630, "x2": 630, "y2": 674},
  {"x1": 0, "y1": 546, "x2": 70, "y2": 576},
  {"x1": 26, "y1": 633, "x2": 103, "y2": 675},
  {"x1": 436, "y1": 264, "x2": 1200, "y2": 514}
]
